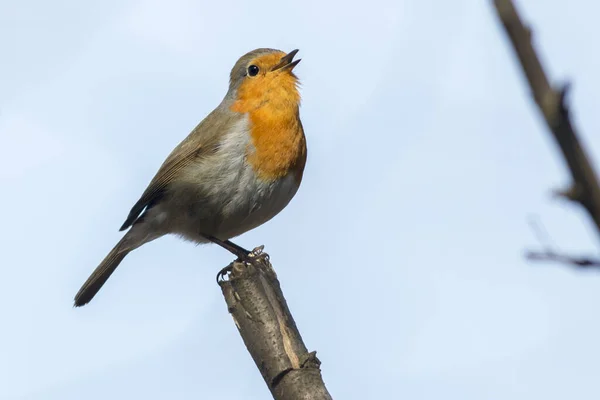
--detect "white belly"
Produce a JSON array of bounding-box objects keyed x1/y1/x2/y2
[{"x1": 216, "y1": 171, "x2": 299, "y2": 238}]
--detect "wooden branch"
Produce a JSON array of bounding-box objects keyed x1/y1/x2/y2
[
  {"x1": 493, "y1": 0, "x2": 600, "y2": 239},
  {"x1": 218, "y1": 246, "x2": 333, "y2": 400}
]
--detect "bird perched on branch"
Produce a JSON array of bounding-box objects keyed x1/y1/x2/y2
[{"x1": 74, "y1": 48, "x2": 306, "y2": 307}]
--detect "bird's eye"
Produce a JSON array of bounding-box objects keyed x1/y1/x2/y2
[{"x1": 247, "y1": 65, "x2": 260, "y2": 77}]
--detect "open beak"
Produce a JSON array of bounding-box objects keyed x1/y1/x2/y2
[{"x1": 271, "y1": 49, "x2": 301, "y2": 72}]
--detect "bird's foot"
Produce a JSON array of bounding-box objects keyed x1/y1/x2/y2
[
  {"x1": 241, "y1": 245, "x2": 268, "y2": 264},
  {"x1": 216, "y1": 245, "x2": 269, "y2": 283},
  {"x1": 216, "y1": 265, "x2": 233, "y2": 283}
]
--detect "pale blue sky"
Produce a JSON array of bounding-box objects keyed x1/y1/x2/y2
[{"x1": 2, "y1": 0, "x2": 600, "y2": 399}]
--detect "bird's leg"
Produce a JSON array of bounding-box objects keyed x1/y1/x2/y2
[
  {"x1": 206, "y1": 236, "x2": 251, "y2": 260},
  {"x1": 206, "y1": 236, "x2": 268, "y2": 282},
  {"x1": 207, "y1": 236, "x2": 250, "y2": 282}
]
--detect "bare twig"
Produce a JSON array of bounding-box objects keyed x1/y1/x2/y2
[
  {"x1": 526, "y1": 215, "x2": 600, "y2": 269},
  {"x1": 525, "y1": 250, "x2": 600, "y2": 269},
  {"x1": 218, "y1": 247, "x2": 332, "y2": 400},
  {"x1": 493, "y1": 0, "x2": 600, "y2": 240}
]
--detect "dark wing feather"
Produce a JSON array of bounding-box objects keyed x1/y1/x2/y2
[
  {"x1": 119, "y1": 107, "x2": 235, "y2": 231},
  {"x1": 119, "y1": 142, "x2": 201, "y2": 230}
]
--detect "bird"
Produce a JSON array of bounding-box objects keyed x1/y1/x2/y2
[{"x1": 74, "y1": 48, "x2": 306, "y2": 307}]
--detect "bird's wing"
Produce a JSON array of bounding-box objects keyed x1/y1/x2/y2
[{"x1": 119, "y1": 107, "x2": 237, "y2": 231}]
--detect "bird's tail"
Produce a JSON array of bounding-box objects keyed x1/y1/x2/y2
[{"x1": 74, "y1": 237, "x2": 131, "y2": 307}]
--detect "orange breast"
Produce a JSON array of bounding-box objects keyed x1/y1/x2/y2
[
  {"x1": 245, "y1": 106, "x2": 306, "y2": 181},
  {"x1": 230, "y1": 76, "x2": 306, "y2": 182}
]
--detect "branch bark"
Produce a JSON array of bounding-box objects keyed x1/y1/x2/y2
[
  {"x1": 493, "y1": 0, "x2": 600, "y2": 239},
  {"x1": 218, "y1": 247, "x2": 333, "y2": 400}
]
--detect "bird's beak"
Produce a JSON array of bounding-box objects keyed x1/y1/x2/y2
[{"x1": 271, "y1": 49, "x2": 301, "y2": 72}]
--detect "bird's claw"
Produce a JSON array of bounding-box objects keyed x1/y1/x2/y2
[
  {"x1": 249, "y1": 245, "x2": 268, "y2": 260},
  {"x1": 216, "y1": 245, "x2": 269, "y2": 283},
  {"x1": 216, "y1": 265, "x2": 233, "y2": 283},
  {"x1": 236, "y1": 245, "x2": 268, "y2": 264}
]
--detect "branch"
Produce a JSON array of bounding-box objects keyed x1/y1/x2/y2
[
  {"x1": 493, "y1": 0, "x2": 600, "y2": 239},
  {"x1": 525, "y1": 250, "x2": 600, "y2": 270},
  {"x1": 218, "y1": 246, "x2": 333, "y2": 400}
]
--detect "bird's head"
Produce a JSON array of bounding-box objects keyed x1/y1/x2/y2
[{"x1": 228, "y1": 48, "x2": 301, "y2": 112}]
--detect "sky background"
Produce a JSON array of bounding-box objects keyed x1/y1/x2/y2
[{"x1": 2, "y1": 0, "x2": 600, "y2": 399}]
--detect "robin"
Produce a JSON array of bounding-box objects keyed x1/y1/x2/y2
[{"x1": 74, "y1": 48, "x2": 306, "y2": 307}]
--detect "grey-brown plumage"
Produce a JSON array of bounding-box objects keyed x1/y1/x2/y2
[
  {"x1": 73, "y1": 108, "x2": 234, "y2": 307},
  {"x1": 73, "y1": 48, "x2": 305, "y2": 307},
  {"x1": 74, "y1": 239, "x2": 129, "y2": 307}
]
